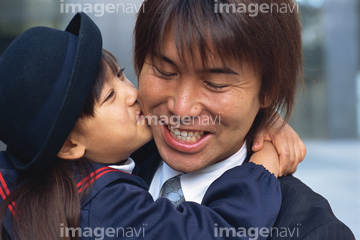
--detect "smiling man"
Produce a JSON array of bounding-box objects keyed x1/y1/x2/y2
[
  {"x1": 139, "y1": 33, "x2": 264, "y2": 175},
  {"x1": 131, "y1": 0, "x2": 355, "y2": 239}
]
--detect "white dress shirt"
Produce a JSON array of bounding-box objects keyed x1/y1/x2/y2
[{"x1": 148, "y1": 143, "x2": 247, "y2": 203}]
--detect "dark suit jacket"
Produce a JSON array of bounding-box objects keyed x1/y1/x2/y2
[
  {"x1": 268, "y1": 175, "x2": 355, "y2": 239},
  {"x1": 132, "y1": 140, "x2": 355, "y2": 240}
]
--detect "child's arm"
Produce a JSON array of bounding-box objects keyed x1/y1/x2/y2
[
  {"x1": 82, "y1": 163, "x2": 280, "y2": 240},
  {"x1": 252, "y1": 115, "x2": 306, "y2": 177},
  {"x1": 250, "y1": 141, "x2": 280, "y2": 178}
]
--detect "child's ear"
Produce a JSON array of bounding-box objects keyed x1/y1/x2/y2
[{"x1": 57, "y1": 138, "x2": 86, "y2": 160}]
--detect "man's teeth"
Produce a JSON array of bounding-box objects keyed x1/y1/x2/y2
[{"x1": 168, "y1": 125, "x2": 204, "y2": 143}]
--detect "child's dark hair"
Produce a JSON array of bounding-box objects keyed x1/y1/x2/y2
[{"x1": 0, "y1": 49, "x2": 120, "y2": 240}]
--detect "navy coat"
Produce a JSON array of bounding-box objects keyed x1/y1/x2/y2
[
  {"x1": 0, "y1": 150, "x2": 281, "y2": 239},
  {"x1": 132, "y1": 140, "x2": 356, "y2": 240}
]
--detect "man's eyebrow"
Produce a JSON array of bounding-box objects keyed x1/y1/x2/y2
[
  {"x1": 152, "y1": 52, "x2": 239, "y2": 75},
  {"x1": 161, "y1": 55, "x2": 176, "y2": 66},
  {"x1": 207, "y1": 67, "x2": 239, "y2": 75},
  {"x1": 152, "y1": 52, "x2": 178, "y2": 67}
]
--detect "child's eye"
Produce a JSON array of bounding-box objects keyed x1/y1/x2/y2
[
  {"x1": 104, "y1": 90, "x2": 115, "y2": 103},
  {"x1": 117, "y1": 68, "x2": 125, "y2": 80}
]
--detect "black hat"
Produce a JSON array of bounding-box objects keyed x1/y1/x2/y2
[{"x1": 0, "y1": 12, "x2": 103, "y2": 174}]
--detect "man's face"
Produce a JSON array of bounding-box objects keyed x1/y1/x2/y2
[{"x1": 138, "y1": 32, "x2": 264, "y2": 173}]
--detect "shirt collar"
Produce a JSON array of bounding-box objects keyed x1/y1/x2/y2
[
  {"x1": 108, "y1": 157, "x2": 135, "y2": 174},
  {"x1": 148, "y1": 142, "x2": 247, "y2": 203}
]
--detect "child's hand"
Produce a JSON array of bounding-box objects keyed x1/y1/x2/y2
[
  {"x1": 251, "y1": 115, "x2": 306, "y2": 177},
  {"x1": 250, "y1": 141, "x2": 280, "y2": 178}
]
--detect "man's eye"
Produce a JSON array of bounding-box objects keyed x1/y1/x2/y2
[
  {"x1": 153, "y1": 66, "x2": 176, "y2": 78},
  {"x1": 205, "y1": 82, "x2": 227, "y2": 91}
]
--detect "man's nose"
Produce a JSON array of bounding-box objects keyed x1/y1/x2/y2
[{"x1": 167, "y1": 80, "x2": 203, "y2": 118}]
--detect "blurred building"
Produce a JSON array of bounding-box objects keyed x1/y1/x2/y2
[{"x1": 290, "y1": 0, "x2": 360, "y2": 139}]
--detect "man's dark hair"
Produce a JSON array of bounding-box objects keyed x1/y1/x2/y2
[{"x1": 134, "y1": 0, "x2": 303, "y2": 149}]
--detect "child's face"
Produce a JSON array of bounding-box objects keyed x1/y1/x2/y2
[{"x1": 77, "y1": 69, "x2": 152, "y2": 164}]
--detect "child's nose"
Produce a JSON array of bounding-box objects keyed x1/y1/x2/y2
[{"x1": 123, "y1": 78, "x2": 139, "y2": 106}]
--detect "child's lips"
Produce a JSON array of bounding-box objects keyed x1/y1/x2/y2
[
  {"x1": 134, "y1": 103, "x2": 142, "y2": 122},
  {"x1": 136, "y1": 110, "x2": 145, "y2": 123}
]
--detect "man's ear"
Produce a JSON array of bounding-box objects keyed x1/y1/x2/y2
[
  {"x1": 57, "y1": 137, "x2": 86, "y2": 160},
  {"x1": 260, "y1": 94, "x2": 272, "y2": 108}
]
